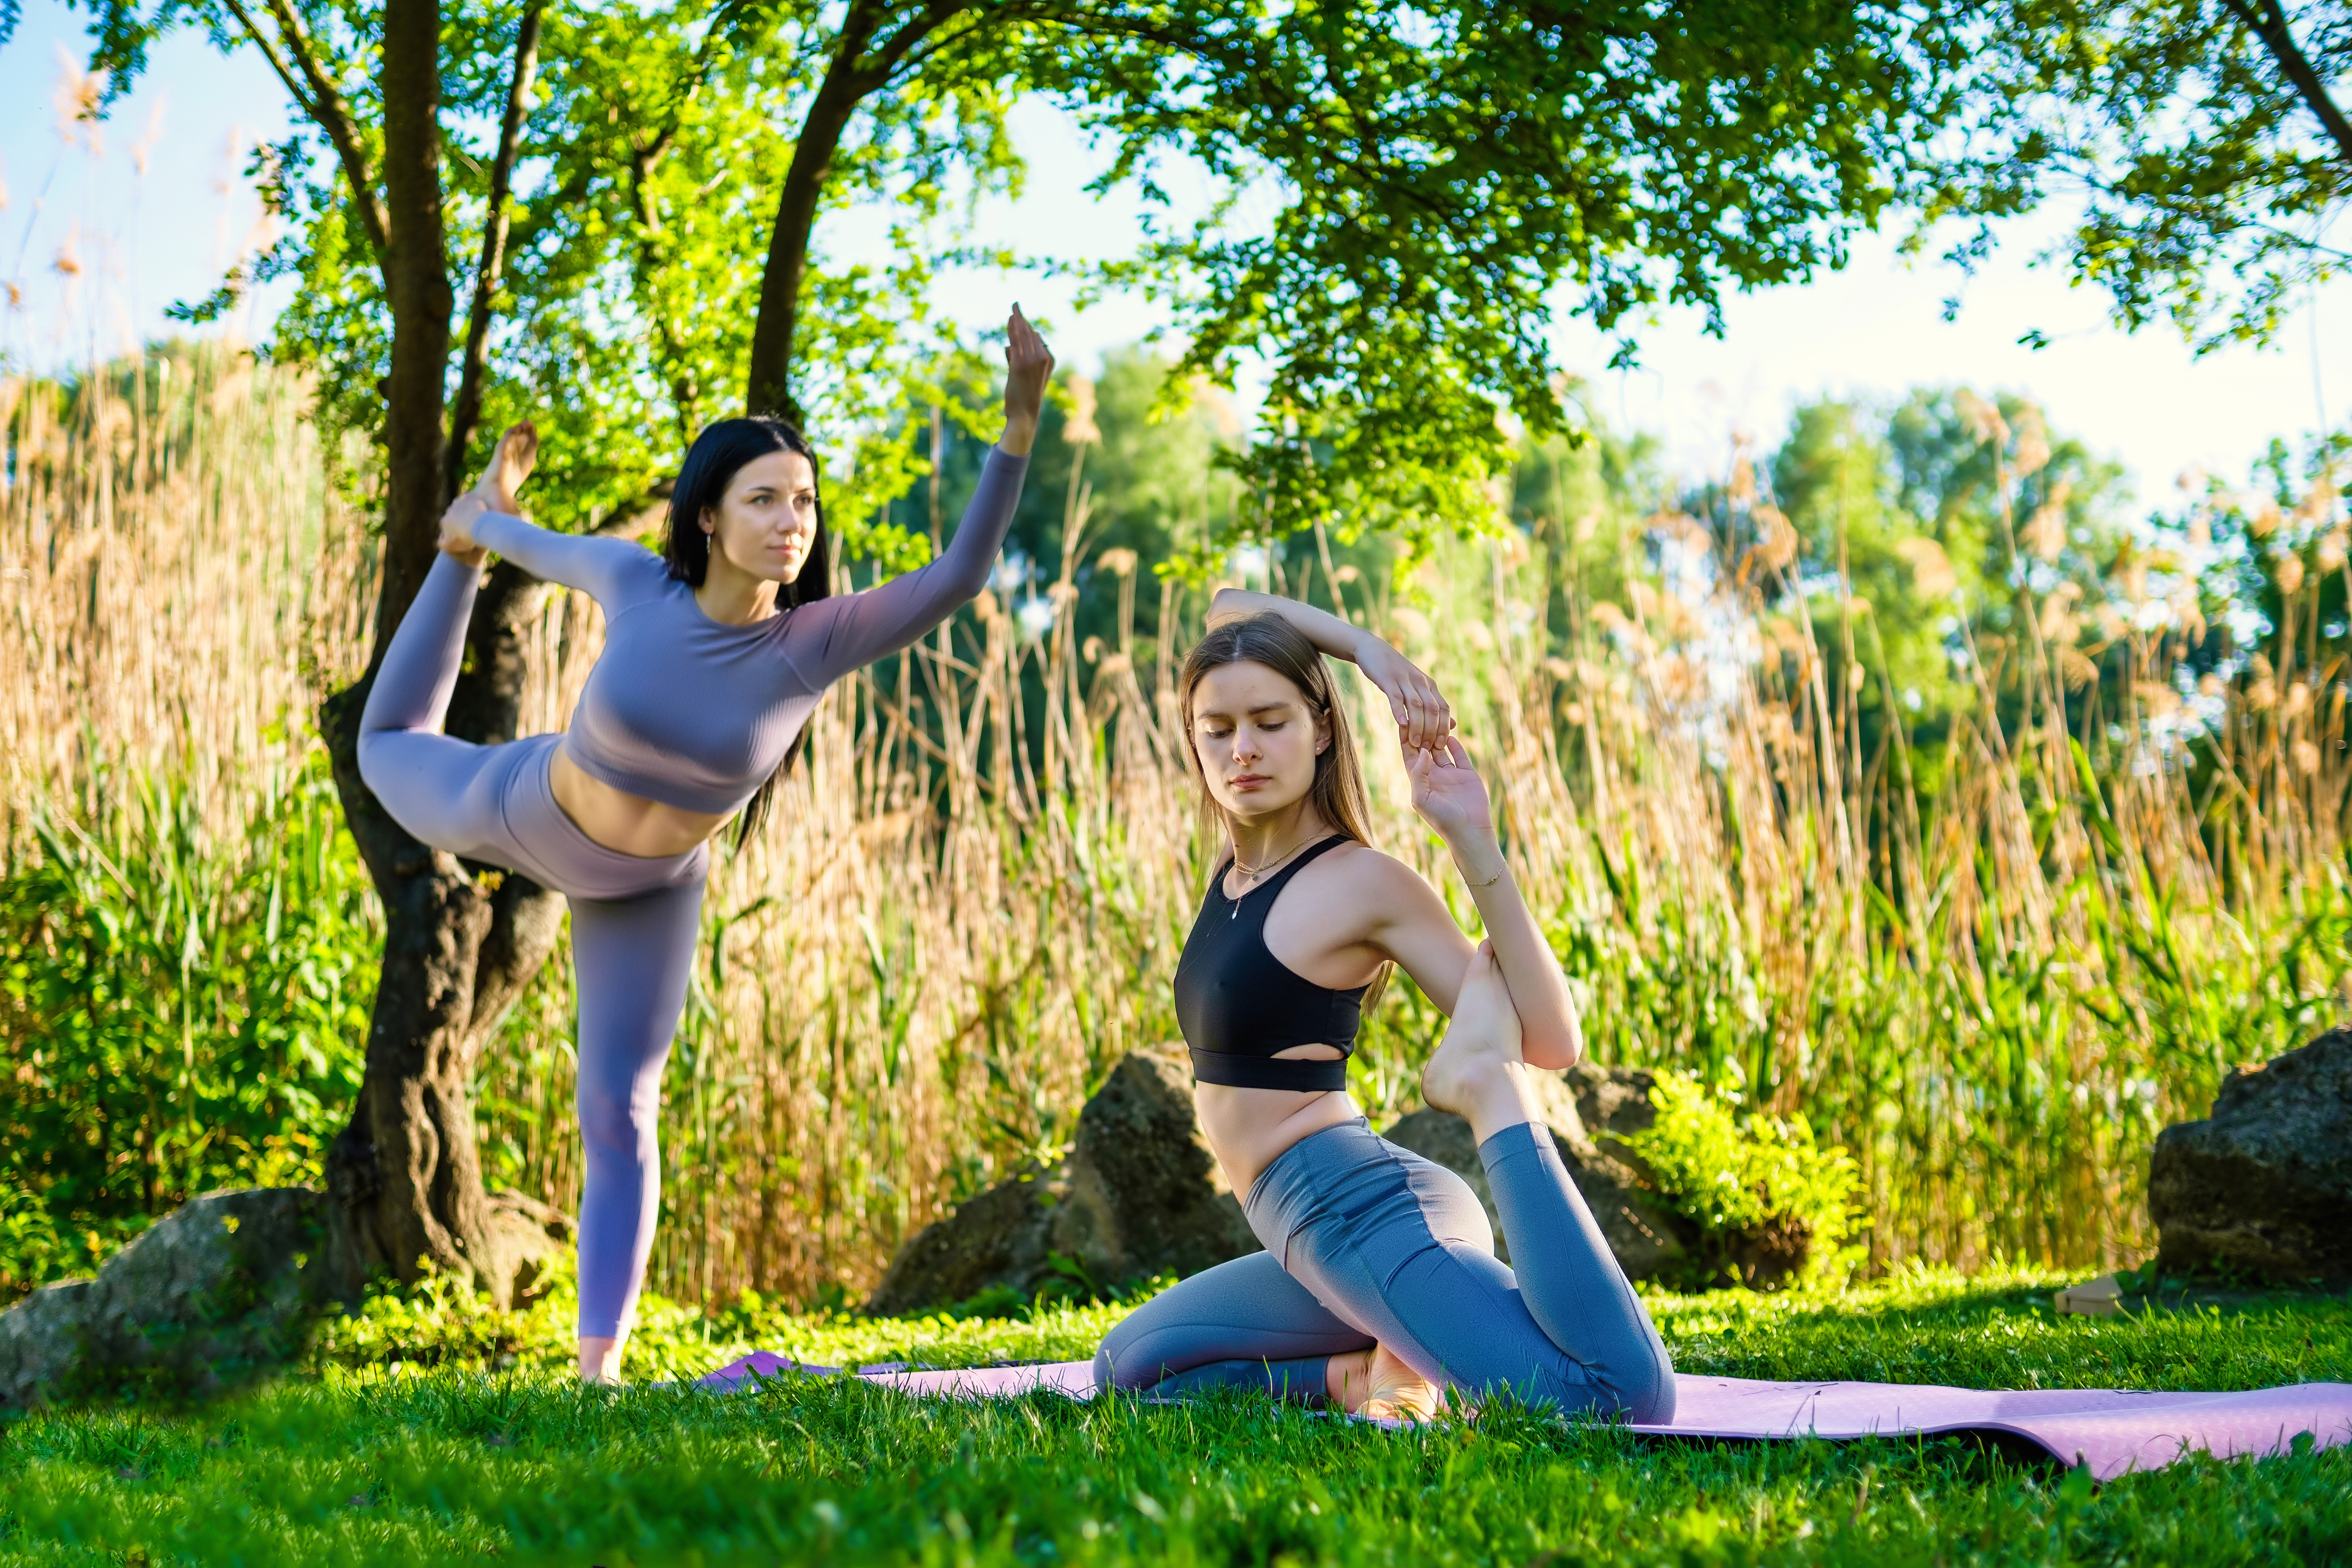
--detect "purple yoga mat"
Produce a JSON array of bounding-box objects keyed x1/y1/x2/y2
[{"x1": 697, "y1": 1352, "x2": 2352, "y2": 1481}]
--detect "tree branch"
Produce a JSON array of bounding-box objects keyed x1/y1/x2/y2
[
  {"x1": 2223, "y1": 0, "x2": 2352, "y2": 170},
  {"x1": 446, "y1": 0, "x2": 548, "y2": 501},
  {"x1": 744, "y1": 0, "x2": 971, "y2": 418},
  {"x1": 218, "y1": 0, "x2": 392, "y2": 260},
  {"x1": 592, "y1": 495, "x2": 671, "y2": 540},
  {"x1": 215, "y1": 0, "x2": 322, "y2": 120},
  {"x1": 864, "y1": 0, "x2": 977, "y2": 80}
]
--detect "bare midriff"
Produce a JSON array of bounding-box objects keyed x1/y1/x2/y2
[
  {"x1": 1196, "y1": 1045, "x2": 1362, "y2": 1199},
  {"x1": 549, "y1": 747, "x2": 730, "y2": 860}
]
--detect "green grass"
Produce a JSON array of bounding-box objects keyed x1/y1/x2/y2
[{"x1": 2, "y1": 1270, "x2": 2347, "y2": 1566}]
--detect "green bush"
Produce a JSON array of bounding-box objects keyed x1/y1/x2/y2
[
  {"x1": 1625, "y1": 1070, "x2": 1866, "y2": 1290},
  {"x1": 0, "y1": 746, "x2": 378, "y2": 1299}
]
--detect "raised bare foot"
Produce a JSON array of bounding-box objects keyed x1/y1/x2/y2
[
  {"x1": 475, "y1": 420, "x2": 539, "y2": 515},
  {"x1": 1327, "y1": 1343, "x2": 1442, "y2": 1421},
  {"x1": 1420, "y1": 940, "x2": 1541, "y2": 1144}
]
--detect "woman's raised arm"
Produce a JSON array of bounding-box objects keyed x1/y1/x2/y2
[
  {"x1": 1209, "y1": 588, "x2": 1454, "y2": 751},
  {"x1": 1407, "y1": 735, "x2": 1581, "y2": 1069},
  {"x1": 1359, "y1": 737, "x2": 1579, "y2": 1071},
  {"x1": 775, "y1": 307, "x2": 1053, "y2": 685},
  {"x1": 435, "y1": 421, "x2": 666, "y2": 609}
]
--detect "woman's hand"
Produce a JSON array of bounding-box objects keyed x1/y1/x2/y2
[
  {"x1": 1203, "y1": 586, "x2": 1455, "y2": 750},
  {"x1": 1354, "y1": 634, "x2": 1454, "y2": 752},
  {"x1": 999, "y1": 305, "x2": 1054, "y2": 456},
  {"x1": 1405, "y1": 734, "x2": 1495, "y2": 844},
  {"x1": 438, "y1": 490, "x2": 491, "y2": 566}
]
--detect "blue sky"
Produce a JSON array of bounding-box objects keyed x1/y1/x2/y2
[{"x1": 8, "y1": 0, "x2": 2350, "y2": 515}]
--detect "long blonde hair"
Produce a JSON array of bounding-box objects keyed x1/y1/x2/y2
[{"x1": 1177, "y1": 613, "x2": 1391, "y2": 1007}]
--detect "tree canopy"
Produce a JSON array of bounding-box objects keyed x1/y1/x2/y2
[
  {"x1": 1948, "y1": 0, "x2": 2352, "y2": 351},
  {"x1": 67, "y1": 0, "x2": 1989, "y2": 555}
]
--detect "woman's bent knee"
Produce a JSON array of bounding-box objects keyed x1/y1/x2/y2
[
  {"x1": 355, "y1": 729, "x2": 392, "y2": 793},
  {"x1": 575, "y1": 1092, "x2": 653, "y2": 1161},
  {"x1": 1614, "y1": 1347, "x2": 1677, "y2": 1426},
  {"x1": 1092, "y1": 1317, "x2": 1168, "y2": 1392}
]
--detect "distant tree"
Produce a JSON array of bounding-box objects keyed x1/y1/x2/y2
[
  {"x1": 1774, "y1": 401, "x2": 1977, "y2": 768},
  {"x1": 1769, "y1": 388, "x2": 2130, "y2": 804},
  {"x1": 62, "y1": 0, "x2": 2000, "y2": 1299},
  {"x1": 983, "y1": 347, "x2": 1247, "y2": 650},
  {"x1": 1510, "y1": 397, "x2": 1673, "y2": 646}
]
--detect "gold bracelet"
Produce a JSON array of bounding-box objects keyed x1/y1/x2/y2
[{"x1": 1462, "y1": 860, "x2": 1506, "y2": 889}]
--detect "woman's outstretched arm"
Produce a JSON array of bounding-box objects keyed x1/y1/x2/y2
[
  {"x1": 774, "y1": 308, "x2": 1052, "y2": 685},
  {"x1": 468, "y1": 507, "x2": 666, "y2": 607},
  {"x1": 1336, "y1": 736, "x2": 1580, "y2": 1070},
  {"x1": 1208, "y1": 588, "x2": 1454, "y2": 751},
  {"x1": 435, "y1": 421, "x2": 665, "y2": 608}
]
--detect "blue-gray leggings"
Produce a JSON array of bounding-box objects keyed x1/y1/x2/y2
[
  {"x1": 1094, "y1": 1118, "x2": 1677, "y2": 1423},
  {"x1": 357, "y1": 552, "x2": 707, "y2": 1340}
]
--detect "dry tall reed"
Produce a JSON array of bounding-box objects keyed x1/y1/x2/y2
[{"x1": 0, "y1": 350, "x2": 376, "y2": 847}]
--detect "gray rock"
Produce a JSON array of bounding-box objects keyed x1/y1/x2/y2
[
  {"x1": 0, "y1": 1183, "x2": 570, "y2": 1407},
  {"x1": 0, "y1": 1187, "x2": 331, "y2": 1408},
  {"x1": 1383, "y1": 1065, "x2": 1693, "y2": 1281},
  {"x1": 1062, "y1": 1045, "x2": 1261, "y2": 1282},
  {"x1": 868, "y1": 1048, "x2": 1259, "y2": 1314},
  {"x1": 1564, "y1": 1061, "x2": 1665, "y2": 1145},
  {"x1": 2151, "y1": 1029, "x2": 2352, "y2": 1284}
]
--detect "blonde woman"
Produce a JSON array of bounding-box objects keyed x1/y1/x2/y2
[{"x1": 1092, "y1": 608, "x2": 1673, "y2": 1421}]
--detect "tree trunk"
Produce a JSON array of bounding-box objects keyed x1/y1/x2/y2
[
  {"x1": 742, "y1": 0, "x2": 967, "y2": 421},
  {"x1": 744, "y1": 71, "x2": 869, "y2": 423},
  {"x1": 316, "y1": 0, "x2": 567, "y2": 1307}
]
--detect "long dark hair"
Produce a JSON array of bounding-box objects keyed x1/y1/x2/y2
[{"x1": 663, "y1": 414, "x2": 831, "y2": 845}]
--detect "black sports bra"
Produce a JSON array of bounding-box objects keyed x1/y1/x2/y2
[{"x1": 1174, "y1": 835, "x2": 1367, "y2": 1093}]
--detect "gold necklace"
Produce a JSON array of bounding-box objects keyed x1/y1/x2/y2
[{"x1": 1228, "y1": 830, "x2": 1322, "y2": 913}]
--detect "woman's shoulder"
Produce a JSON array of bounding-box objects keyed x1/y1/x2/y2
[
  {"x1": 610, "y1": 539, "x2": 674, "y2": 584},
  {"x1": 595, "y1": 545, "x2": 685, "y2": 615},
  {"x1": 1306, "y1": 837, "x2": 1428, "y2": 897}
]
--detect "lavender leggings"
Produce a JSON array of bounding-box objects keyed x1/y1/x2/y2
[
  {"x1": 358, "y1": 553, "x2": 706, "y2": 1339},
  {"x1": 1094, "y1": 1119, "x2": 1676, "y2": 1422}
]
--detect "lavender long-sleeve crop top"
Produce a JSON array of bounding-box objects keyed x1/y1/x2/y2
[{"x1": 470, "y1": 446, "x2": 1029, "y2": 816}]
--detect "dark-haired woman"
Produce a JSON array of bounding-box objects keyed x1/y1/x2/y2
[
  {"x1": 1091, "y1": 610, "x2": 1675, "y2": 1424},
  {"x1": 358, "y1": 309, "x2": 1053, "y2": 1381}
]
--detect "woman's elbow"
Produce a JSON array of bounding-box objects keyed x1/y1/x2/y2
[
  {"x1": 1524, "y1": 1034, "x2": 1582, "y2": 1073},
  {"x1": 927, "y1": 545, "x2": 995, "y2": 606},
  {"x1": 1522, "y1": 1013, "x2": 1583, "y2": 1073}
]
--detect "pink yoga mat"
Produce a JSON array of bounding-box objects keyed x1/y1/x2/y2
[{"x1": 697, "y1": 1352, "x2": 2352, "y2": 1482}]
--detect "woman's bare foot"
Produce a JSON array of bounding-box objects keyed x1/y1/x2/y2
[
  {"x1": 475, "y1": 420, "x2": 538, "y2": 515},
  {"x1": 436, "y1": 424, "x2": 540, "y2": 564},
  {"x1": 578, "y1": 1333, "x2": 625, "y2": 1384},
  {"x1": 1421, "y1": 940, "x2": 1544, "y2": 1146},
  {"x1": 1327, "y1": 1343, "x2": 1442, "y2": 1421}
]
